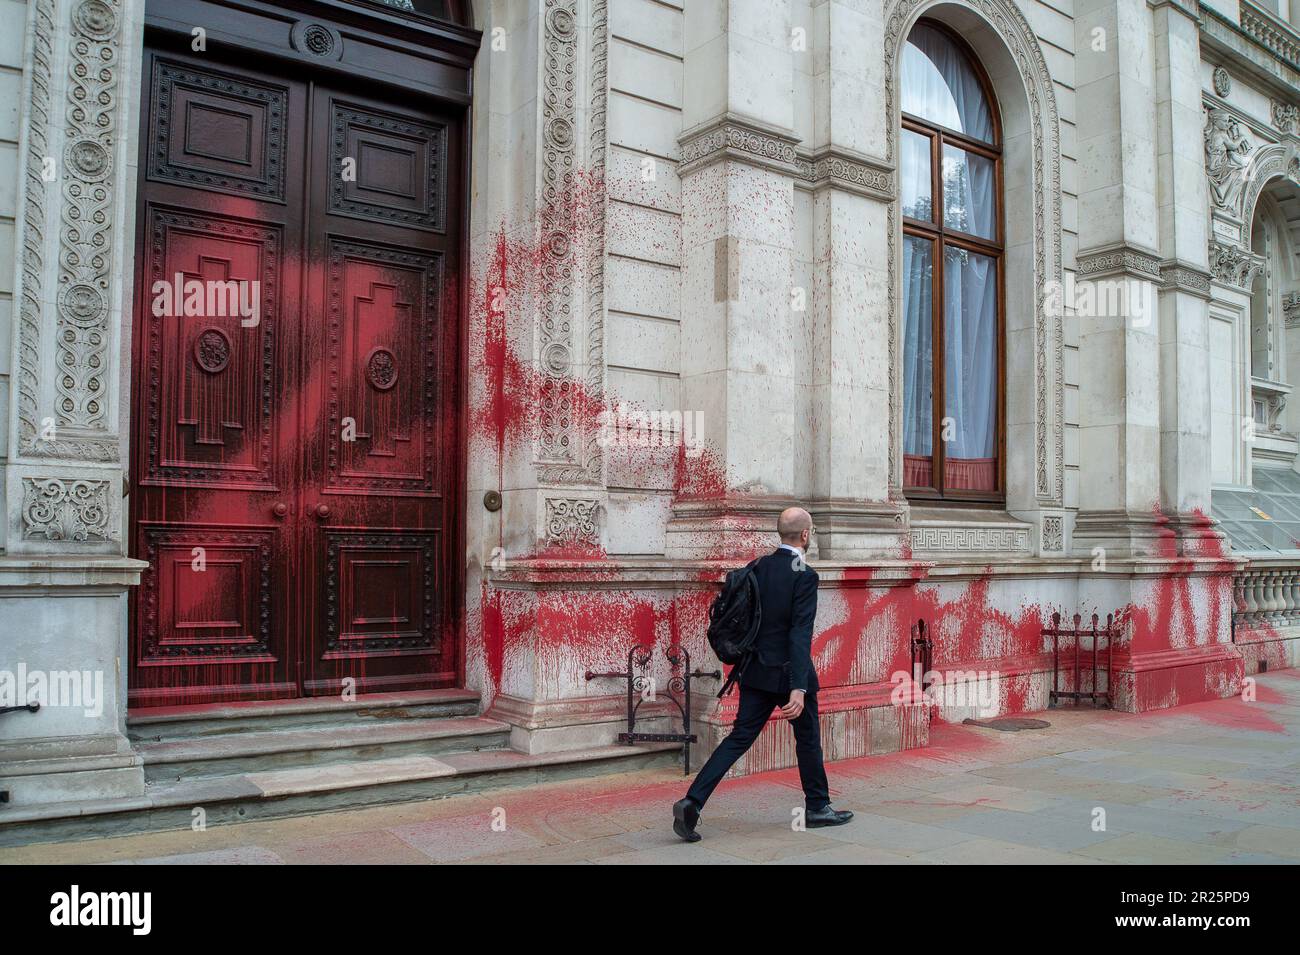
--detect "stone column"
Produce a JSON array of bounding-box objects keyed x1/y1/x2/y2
[
  {"x1": 1073, "y1": 0, "x2": 1166, "y2": 557},
  {"x1": 0, "y1": 0, "x2": 147, "y2": 806},
  {"x1": 665, "y1": 0, "x2": 801, "y2": 557}
]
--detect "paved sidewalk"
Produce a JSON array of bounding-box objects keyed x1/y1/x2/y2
[{"x1": 5, "y1": 672, "x2": 1299, "y2": 865}]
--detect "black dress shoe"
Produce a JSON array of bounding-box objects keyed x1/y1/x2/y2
[
  {"x1": 805, "y1": 805, "x2": 854, "y2": 828},
  {"x1": 673, "y1": 797, "x2": 702, "y2": 842}
]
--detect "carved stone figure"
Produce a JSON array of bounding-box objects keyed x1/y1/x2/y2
[{"x1": 1205, "y1": 108, "x2": 1253, "y2": 214}]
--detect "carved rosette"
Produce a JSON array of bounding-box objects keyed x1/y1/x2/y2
[{"x1": 21, "y1": 477, "x2": 113, "y2": 542}]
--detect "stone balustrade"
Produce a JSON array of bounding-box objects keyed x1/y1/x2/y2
[{"x1": 1233, "y1": 562, "x2": 1300, "y2": 629}]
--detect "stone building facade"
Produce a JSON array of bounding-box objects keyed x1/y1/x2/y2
[{"x1": 0, "y1": 0, "x2": 1296, "y2": 822}]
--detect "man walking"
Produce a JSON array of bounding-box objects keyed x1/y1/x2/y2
[{"x1": 673, "y1": 506, "x2": 854, "y2": 842}]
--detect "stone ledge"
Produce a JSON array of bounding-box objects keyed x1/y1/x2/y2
[{"x1": 0, "y1": 556, "x2": 147, "y2": 590}]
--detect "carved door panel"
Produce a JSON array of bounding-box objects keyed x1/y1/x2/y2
[
  {"x1": 299, "y1": 85, "x2": 462, "y2": 695},
  {"x1": 129, "y1": 50, "x2": 306, "y2": 706}
]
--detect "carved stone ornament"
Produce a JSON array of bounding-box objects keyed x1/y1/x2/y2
[
  {"x1": 545, "y1": 497, "x2": 599, "y2": 544},
  {"x1": 1209, "y1": 240, "x2": 1265, "y2": 290},
  {"x1": 21, "y1": 477, "x2": 114, "y2": 542}
]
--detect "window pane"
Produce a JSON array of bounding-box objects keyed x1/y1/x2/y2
[
  {"x1": 901, "y1": 23, "x2": 995, "y2": 143},
  {"x1": 942, "y1": 247, "x2": 998, "y2": 492},
  {"x1": 903, "y1": 236, "x2": 935, "y2": 488},
  {"x1": 942, "y1": 145, "x2": 996, "y2": 239},
  {"x1": 901, "y1": 129, "x2": 932, "y2": 222}
]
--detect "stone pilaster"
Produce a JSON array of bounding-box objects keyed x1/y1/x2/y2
[
  {"x1": 667, "y1": 0, "x2": 802, "y2": 556},
  {"x1": 802, "y1": 0, "x2": 908, "y2": 557},
  {"x1": 1153, "y1": 0, "x2": 1219, "y2": 552},
  {"x1": 1, "y1": 0, "x2": 147, "y2": 806},
  {"x1": 1073, "y1": 0, "x2": 1165, "y2": 558}
]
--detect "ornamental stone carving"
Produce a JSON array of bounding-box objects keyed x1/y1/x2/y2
[
  {"x1": 21, "y1": 478, "x2": 113, "y2": 542},
  {"x1": 1204, "y1": 107, "x2": 1253, "y2": 215},
  {"x1": 1273, "y1": 100, "x2": 1299, "y2": 135},
  {"x1": 1212, "y1": 66, "x2": 1231, "y2": 97},
  {"x1": 16, "y1": 0, "x2": 130, "y2": 462},
  {"x1": 1209, "y1": 240, "x2": 1265, "y2": 290},
  {"x1": 1041, "y1": 515, "x2": 1064, "y2": 552},
  {"x1": 534, "y1": 0, "x2": 606, "y2": 487},
  {"x1": 545, "y1": 497, "x2": 600, "y2": 544}
]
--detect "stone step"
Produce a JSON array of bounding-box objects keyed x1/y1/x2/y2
[
  {"x1": 128, "y1": 689, "x2": 481, "y2": 742},
  {"x1": 0, "y1": 744, "x2": 683, "y2": 846},
  {"x1": 138, "y1": 716, "x2": 511, "y2": 782}
]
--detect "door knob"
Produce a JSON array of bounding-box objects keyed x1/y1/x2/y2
[
  {"x1": 271, "y1": 502, "x2": 288, "y2": 518},
  {"x1": 314, "y1": 504, "x2": 331, "y2": 520}
]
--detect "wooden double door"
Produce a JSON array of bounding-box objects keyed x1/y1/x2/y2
[{"x1": 128, "y1": 24, "x2": 465, "y2": 706}]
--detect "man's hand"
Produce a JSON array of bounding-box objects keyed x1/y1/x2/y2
[{"x1": 781, "y1": 689, "x2": 805, "y2": 719}]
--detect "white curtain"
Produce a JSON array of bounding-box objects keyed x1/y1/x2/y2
[
  {"x1": 901, "y1": 129, "x2": 932, "y2": 222},
  {"x1": 943, "y1": 247, "x2": 997, "y2": 489},
  {"x1": 943, "y1": 146, "x2": 996, "y2": 239},
  {"x1": 902, "y1": 237, "x2": 933, "y2": 473},
  {"x1": 900, "y1": 24, "x2": 994, "y2": 144}
]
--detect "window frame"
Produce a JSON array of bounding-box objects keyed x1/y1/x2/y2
[{"x1": 900, "y1": 19, "x2": 1007, "y2": 506}]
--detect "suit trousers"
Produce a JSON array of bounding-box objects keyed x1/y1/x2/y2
[{"x1": 685, "y1": 683, "x2": 830, "y2": 811}]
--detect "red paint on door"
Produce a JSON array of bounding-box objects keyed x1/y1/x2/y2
[{"x1": 128, "y1": 39, "x2": 465, "y2": 706}]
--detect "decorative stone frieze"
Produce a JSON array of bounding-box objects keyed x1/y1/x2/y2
[
  {"x1": 1077, "y1": 245, "x2": 1163, "y2": 281},
  {"x1": 794, "y1": 147, "x2": 894, "y2": 202},
  {"x1": 911, "y1": 524, "x2": 1031, "y2": 554},
  {"x1": 678, "y1": 115, "x2": 802, "y2": 178},
  {"x1": 1159, "y1": 260, "x2": 1213, "y2": 299},
  {"x1": 534, "y1": 0, "x2": 606, "y2": 488},
  {"x1": 1283, "y1": 291, "x2": 1300, "y2": 328}
]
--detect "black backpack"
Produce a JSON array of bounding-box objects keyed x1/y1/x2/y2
[{"x1": 706, "y1": 558, "x2": 762, "y2": 697}]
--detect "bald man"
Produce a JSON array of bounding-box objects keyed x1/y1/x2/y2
[{"x1": 673, "y1": 507, "x2": 853, "y2": 841}]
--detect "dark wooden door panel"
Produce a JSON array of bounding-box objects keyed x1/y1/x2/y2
[
  {"x1": 129, "y1": 48, "x2": 306, "y2": 707},
  {"x1": 301, "y1": 84, "x2": 461, "y2": 695}
]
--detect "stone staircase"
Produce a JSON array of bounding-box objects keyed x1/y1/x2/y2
[{"x1": 0, "y1": 690, "x2": 678, "y2": 846}]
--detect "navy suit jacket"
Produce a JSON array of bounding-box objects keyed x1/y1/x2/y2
[{"x1": 739, "y1": 547, "x2": 820, "y2": 695}]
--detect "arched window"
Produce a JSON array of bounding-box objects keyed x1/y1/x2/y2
[{"x1": 900, "y1": 21, "x2": 1004, "y2": 502}]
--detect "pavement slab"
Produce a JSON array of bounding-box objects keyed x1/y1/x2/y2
[{"x1": 5, "y1": 673, "x2": 1299, "y2": 865}]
